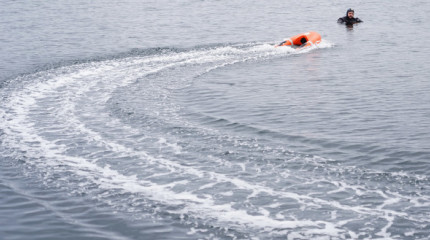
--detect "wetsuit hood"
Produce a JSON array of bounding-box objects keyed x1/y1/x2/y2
[{"x1": 346, "y1": 8, "x2": 354, "y2": 17}]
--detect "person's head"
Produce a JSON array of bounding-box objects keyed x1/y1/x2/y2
[{"x1": 346, "y1": 8, "x2": 355, "y2": 18}]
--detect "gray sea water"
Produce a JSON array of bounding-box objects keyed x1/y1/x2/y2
[{"x1": 1, "y1": 0, "x2": 430, "y2": 239}]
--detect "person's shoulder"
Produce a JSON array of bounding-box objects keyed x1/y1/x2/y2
[{"x1": 337, "y1": 17, "x2": 346, "y2": 23}]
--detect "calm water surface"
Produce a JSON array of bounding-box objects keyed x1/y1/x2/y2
[{"x1": 1, "y1": 0, "x2": 430, "y2": 239}]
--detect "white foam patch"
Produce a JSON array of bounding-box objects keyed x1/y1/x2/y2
[
  {"x1": 1, "y1": 44, "x2": 329, "y2": 229},
  {"x1": 1, "y1": 41, "x2": 427, "y2": 239}
]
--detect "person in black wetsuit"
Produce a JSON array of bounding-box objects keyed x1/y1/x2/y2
[{"x1": 338, "y1": 8, "x2": 362, "y2": 25}]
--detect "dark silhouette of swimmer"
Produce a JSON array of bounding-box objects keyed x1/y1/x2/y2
[{"x1": 338, "y1": 8, "x2": 362, "y2": 25}]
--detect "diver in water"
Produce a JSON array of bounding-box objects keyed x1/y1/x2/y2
[{"x1": 337, "y1": 8, "x2": 362, "y2": 25}]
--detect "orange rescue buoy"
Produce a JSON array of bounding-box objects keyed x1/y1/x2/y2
[{"x1": 276, "y1": 31, "x2": 321, "y2": 48}]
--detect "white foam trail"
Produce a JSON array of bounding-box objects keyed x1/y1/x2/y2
[
  {"x1": 0, "y1": 43, "x2": 342, "y2": 235},
  {"x1": 2, "y1": 41, "x2": 425, "y2": 239}
]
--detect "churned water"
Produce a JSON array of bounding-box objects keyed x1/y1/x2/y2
[{"x1": 1, "y1": 0, "x2": 430, "y2": 239}]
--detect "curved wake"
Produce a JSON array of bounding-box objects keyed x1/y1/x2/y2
[{"x1": 1, "y1": 42, "x2": 429, "y2": 239}]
